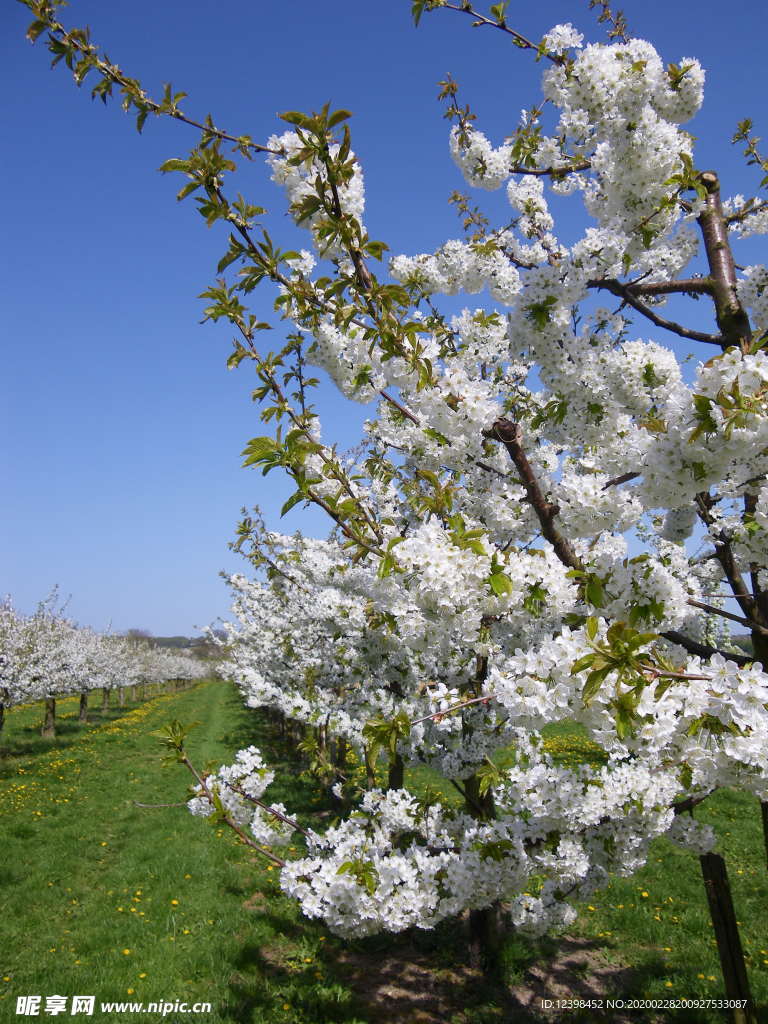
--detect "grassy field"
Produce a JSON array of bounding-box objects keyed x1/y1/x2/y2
[{"x1": 0, "y1": 683, "x2": 766, "y2": 1023}]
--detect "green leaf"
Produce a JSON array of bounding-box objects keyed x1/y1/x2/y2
[
  {"x1": 158, "y1": 157, "x2": 190, "y2": 174},
  {"x1": 488, "y1": 572, "x2": 513, "y2": 597},
  {"x1": 582, "y1": 665, "x2": 613, "y2": 704},
  {"x1": 570, "y1": 654, "x2": 596, "y2": 675},
  {"x1": 26, "y1": 20, "x2": 49, "y2": 43},
  {"x1": 584, "y1": 576, "x2": 605, "y2": 608},
  {"x1": 281, "y1": 491, "x2": 306, "y2": 517},
  {"x1": 489, "y1": 1, "x2": 509, "y2": 25},
  {"x1": 241, "y1": 436, "x2": 279, "y2": 466},
  {"x1": 336, "y1": 858, "x2": 379, "y2": 895},
  {"x1": 654, "y1": 676, "x2": 675, "y2": 701},
  {"x1": 327, "y1": 108, "x2": 352, "y2": 129}
]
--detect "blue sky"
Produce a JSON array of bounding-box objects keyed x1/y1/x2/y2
[{"x1": 3, "y1": 0, "x2": 767, "y2": 635}]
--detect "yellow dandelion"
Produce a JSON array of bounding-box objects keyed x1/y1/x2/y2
[
  {"x1": 122, "y1": 949, "x2": 131, "y2": 956},
  {"x1": 170, "y1": 899, "x2": 179, "y2": 906}
]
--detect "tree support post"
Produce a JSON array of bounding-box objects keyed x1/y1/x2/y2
[{"x1": 699, "y1": 852, "x2": 757, "y2": 1024}]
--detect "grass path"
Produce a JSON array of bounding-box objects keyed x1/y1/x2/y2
[
  {"x1": 1, "y1": 683, "x2": 767, "y2": 1022},
  {"x1": 0, "y1": 683, "x2": 372, "y2": 1023}
]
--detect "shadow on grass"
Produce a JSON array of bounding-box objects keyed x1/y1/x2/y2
[
  {"x1": 215, "y1": 706, "x2": 712, "y2": 1023},
  {"x1": 224, "y1": 938, "x2": 365, "y2": 1024},
  {"x1": 0, "y1": 703, "x2": 149, "y2": 773}
]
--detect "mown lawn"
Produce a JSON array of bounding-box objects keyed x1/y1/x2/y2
[{"x1": 1, "y1": 683, "x2": 766, "y2": 1022}]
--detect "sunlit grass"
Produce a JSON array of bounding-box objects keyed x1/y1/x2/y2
[{"x1": 1, "y1": 686, "x2": 766, "y2": 1022}]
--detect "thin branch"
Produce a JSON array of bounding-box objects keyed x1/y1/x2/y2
[
  {"x1": 181, "y1": 755, "x2": 286, "y2": 867},
  {"x1": 506, "y1": 160, "x2": 591, "y2": 178},
  {"x1": 602, "y1": 471, "x2": 640, "y2": 490},
  {"x1": 227, "y1": 781, "x2": 312, "y2": 840},
  {"x1": 694, "y1": 493, "x2": 757, "y2": 621},
  {"x1": 688, "y1": 598, "x2": 768, "y2": 636},
  {"x1": 35, "y1": 14, "x2": 281, "y2": 156},
  {"x1": 378, "y1": 390, "x2": 420, "y2": 425},
  {"x1": 588, "y1": 279, "x2": 723, "y2": 345},
  {"x1": 441, "y1": 3, "x2": 566, "y2": 65},
  {"x1": 411, "y1": 693, "x2": 495, "y2": 728},
  {"x1": 725, "y1": 199, "x2": 768, "y2": 226}
]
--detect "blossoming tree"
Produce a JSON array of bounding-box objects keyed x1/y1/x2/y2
[{"x1": 20, "y1": 0, "x2": 768, "y2": 1013}]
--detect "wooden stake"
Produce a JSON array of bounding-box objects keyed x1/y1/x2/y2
[{"x1": 698, "y1": 853, "x2": 757, "y2": 1024}]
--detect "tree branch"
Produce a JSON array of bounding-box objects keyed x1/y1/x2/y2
[
  {"x1": 697, "y1": 171, "x2": 753, "y2": 351},
  {"x1": 624, "y1": 278, "x2": 714, "y2": 297},
  {"x1": 725, "y1": 199, "x2": 768, "y2": 226},
  {"x1": 588, "y1": 279, "x2": 723, "y2": 345},
  {"x1": 602, "y1": 471, "x2": 640, "y2": 490},
  {"x1": 688, "y1": 599, "x2": 768, "y2": 636},
  {"x1": 441, "y1": 3, "x2": 565, "y2": 65},
  {"x1": 694, "y1": 493, "x2": 757, "y2": 621},
  {"x1": 661, "y1": 631, "x2": 752, "y2": 667},
  {"x1": 486, "y1": 419, "x2": 583, "y2": 570}
]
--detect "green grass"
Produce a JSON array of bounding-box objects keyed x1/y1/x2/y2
[
  {"x1": 565, "y1": 785, "x2": 768, "y2": 1020},
  {"x1": 0, "y1": 684, "x2": 367, "y2": 1023},
  {"x1": 1, "y1": 686, "x2": 766, "y2": 1022}
]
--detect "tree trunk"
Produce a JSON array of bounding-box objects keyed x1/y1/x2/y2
[
  {"x1": 78, "y1": 691, "x2": 88, "y2": 723},
  {"x1": 118, "y1": 687, "x2": 125, "y2": 707},
  {"x1": 101, "y1": 687, "x2": 110, "y2": 711},
  {"x1": 335, "y1": 735, "x2": 347, "y2": 771},
  {"x1": 463, "y1": 771, "x2": 506, "y2": 980},
  {"x1": 751, "y1": 630, "x2": 768, "y2": 669},
  {"x1": 387, "y1": 752, "x2": 404, "y2": 791},
  {"x1": 130, "y1": 685, "x2": 138, "y2": 702},
  {"x1": 41, "y1": 697, "x2": 56, "y2": 738},
  {"x1": 761, "y1": 800, "x2": 768, "y2": 876},
  {"x1": 468, "y1": 902, "x2": 505, "y2": 978},
  {"x1": 699, "y1": 852, "x2": 758, "y2": 1024}
]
